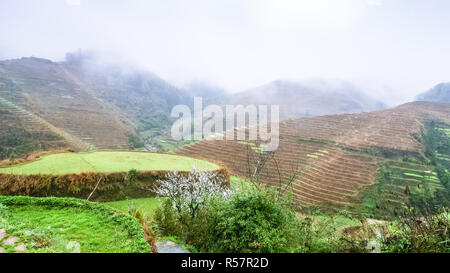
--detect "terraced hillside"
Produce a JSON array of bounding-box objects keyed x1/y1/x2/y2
[
  {"x1": 358, "y1": 161, "x2": 447, "y2": 218},
  {"x1": 177, "y1": 102, "x2": 450, "y2": 211},
  {"x1": 0, "y1": 96, "x2": 69, "y2": 160},
  {"x1": 0, "y1": 57, "x2": 134, "y2": 154},
  {"x1": 0, "y1": 55, "x2": 199, "y2": 156}
]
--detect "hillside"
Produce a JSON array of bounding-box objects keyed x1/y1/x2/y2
[
  {"x1": 0, "y1": 57, "x2": 134, "y2": 154},
  {"x1": 227, "y1": 80, "x2": 385, "y2": 119},
  {"x1": 0, "y1": 55, "x2": 194, "y2": 159},
  {"x1": 177, "y1": 101, "x2": 450, "y2": 216},
  {"x1": 416, "y1": 82, "x2": 450, "y2": 103},
  {"x1": 63, "y1": 52, "x2": 191, "y2": 138},
  {"x1": 0, "y1": 96, "x2": 68, "y2": 160}
]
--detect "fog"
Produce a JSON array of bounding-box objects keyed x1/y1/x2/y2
[{"x1": 1, "y1": 0, "x2": 450, "y2": 106}]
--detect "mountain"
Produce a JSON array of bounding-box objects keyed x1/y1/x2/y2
[
  {"x1": 416, "y1": 82, "x2": 450, "y2": 103},
  {"x1": 0, "y1": 54, "x2": 192, "y2": 159},
  {"x1": 183, "y1": 81, "x2": 227, "y2": 105},
  {"x1": 63, "y1": 52, "x2": 191, "y2": 136},
  {"x1": 227, "y1": 79, "x2": 386, "y2": 119}
]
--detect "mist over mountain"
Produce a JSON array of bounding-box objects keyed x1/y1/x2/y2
[
  {"x1": 0, "y1": 51, "x2": 414, "y2": 159},
  {"x1": 0, "y1": 53, "x2": 197, "y2": 157},
  {"x1": 416, "y1": 82, "x2": 450, "y2": 103},
  {"x1": 63, "y1": 51, "x2": 191, "y2": 135},
  {"x1": 183, "y1": 81, "x2": 227, "y2": 105},
  {"x1": 227, "y1": 79, "x2": 386, "y2": 118}
]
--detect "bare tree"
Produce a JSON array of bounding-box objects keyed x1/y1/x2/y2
[{"x1": 242, "y1": 142, "x2": 302, "y2": 198}]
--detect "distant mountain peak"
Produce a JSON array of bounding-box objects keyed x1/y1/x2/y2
[
  {"x1": 416, "y1": 82, "x2": 450, "y2": 103},
  {"x1": 227, "y1": 78, "x2": 386, "y2": 118}
]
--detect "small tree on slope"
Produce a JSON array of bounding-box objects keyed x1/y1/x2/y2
[{"x1": 154, "y1": 168, "x2": 231, "y2": 219}]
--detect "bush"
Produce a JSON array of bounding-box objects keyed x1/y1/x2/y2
[
  {"x1": 128, "y1": 135, "x2": 144, "y2": 149},
  {"x1": 153, "y1": 198, "x2": 183, "y2": 238},
  {"x1": 382, "y1": 207, "x2": 450, "y2": 253},
  {"x1": 154, "y1": 188, "x2": 303, "y2": 253},
  {"x1": 201, "y1": 189, "x2": 302, "y2": 253}
]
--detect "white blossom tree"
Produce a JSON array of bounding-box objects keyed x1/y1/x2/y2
[{"x1": 154, "y1": 168, "x2": 232, "y2": 219}]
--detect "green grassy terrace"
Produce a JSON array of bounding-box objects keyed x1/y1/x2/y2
[
  {"x1": 0, "y1": 151, "x2": 219, "y2": 175},
  {"x1": 0, "y1": 196, "x2": 150, "y2": 253}
]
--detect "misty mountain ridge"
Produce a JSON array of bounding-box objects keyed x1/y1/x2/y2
[
  {"x1": 0, "y1": 52, "x2": 408, "y2": 159},
  {"x1": 63, "y1": 51, "x2": 191, "y2": 134},
  {"x1": 227, "y1": 79, "x2": 386, "y2": 118},
  {"x1": 416, "y1": 82, "x2": 450, "y2": 103}
]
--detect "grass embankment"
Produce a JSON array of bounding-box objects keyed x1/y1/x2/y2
[
  {"x1": 0, "y1": 151, "x2": 219, "y2": 175},
  {"x1": 0, "y1": 196, "x2": 150, "y2": 253}
]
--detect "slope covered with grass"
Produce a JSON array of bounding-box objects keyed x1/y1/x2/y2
[
  {"x1": 0, "y1": 196, "x2": 150, "y2": 253},
  {"x1": 0, "y1": 151, "x2": 219, "y2": 175}
]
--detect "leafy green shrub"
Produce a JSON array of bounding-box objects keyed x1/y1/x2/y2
[
  {"x1": 126, "y1": 169, "x2": 138, "y2": 185},
  {"x1": 128, "y1": 135, "x2": 144, "y2": 149},
  {"x1": 153, "y1": 198, "x2": 183, "y2": 238},
  {"x1": 436, "y1": 165, "x2": 450, "y2": 189},
  {"x1": 203, "y1": 189, "x2": 301, "y2": 253}
]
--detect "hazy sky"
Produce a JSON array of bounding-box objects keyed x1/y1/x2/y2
[{"x1": 1, "y1": 0, "x2": 450, "y2": 105}]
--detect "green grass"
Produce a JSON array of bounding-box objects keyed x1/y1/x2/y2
[
  {"x1": 230, "y1": 176, "x2": 255, "y2": 192},
  {"x1": 312, "y1": 214, "x2": 360, "y2": 230},
  {"x1": 237, "y1": 141, "x2": 255, "y2": 146},
  {"x1": 0, "y1": 151, "x2": 219, "y2": 175},
  {"x1": 0, "y1": 196, "x2": 150, "y2": 253},
  {"x1": 105, "y1": 198, "x2": 161, "y2": 218},
  {"x1": 404, "y1": 172, "x2": 426, "y2": 178}
]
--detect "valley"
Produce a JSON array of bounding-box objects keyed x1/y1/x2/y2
[{"x1": 0, "y1": 56, "x2": 448, "y2": 253}]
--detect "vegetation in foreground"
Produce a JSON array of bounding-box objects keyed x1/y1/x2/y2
[
  {"x1": 151, "y1": 171, "x2": 449, "y2": 253},
  {"x1": 0, "y1": 196, "x2": 150, "y2": 253},
  {"x1": 0, "y1": 151, "x2": 218, "y2": 175}
]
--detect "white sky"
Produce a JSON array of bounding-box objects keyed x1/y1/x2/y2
[{"x1": 1, "y1": 0, "x2": 450, "y2": 105}]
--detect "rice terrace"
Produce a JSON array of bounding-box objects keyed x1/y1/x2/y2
[
  {"x1": 0, "y1": 151, "x2": 219, "y2": 175},
  {"x1": 1, "y1": 0, "x2": 450, "y2": 261}
]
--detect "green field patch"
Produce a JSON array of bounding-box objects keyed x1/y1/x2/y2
[
  {"x1": 390, "y1": 165, "x2": 428, "y2": 173},
  {"x1": 0, "y1": 151, "x2": 219, "y2": 175},
  {"x1": 237, "y1": 141, "x2": 256, "y2": 146},
  {"x1": 0, "y1": 196, "x2": 149, "y2": 253},
  {"x1": 251, "y1": 146, "x2": 265, "y2": 154},
  {"x1": 306, "y1": 149, "x2": 328, "y2": 159},
  {"x1": 437, "y1": 154, "x2": 450, "y2": 161},
  {"x1": 423, "y1": 176, "x2": 440, "y2": 182},
  {"x1": 230, "y1": 176, "x2": 255, "y2": 192},
  {"x1": 105, "y1": 198, "x2": 161, "y2": 218},
  {"x1": 403, "y1": 172, "x2": 426, "y2": 179}
]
